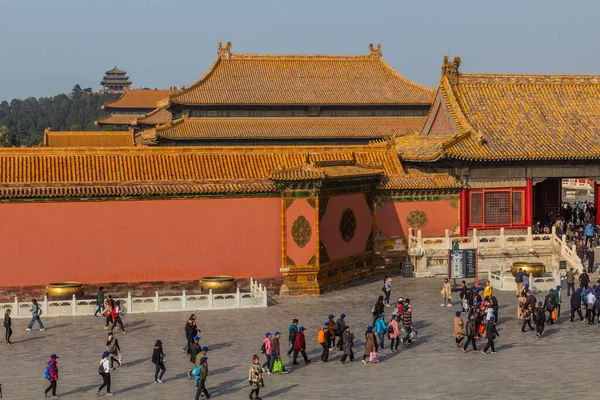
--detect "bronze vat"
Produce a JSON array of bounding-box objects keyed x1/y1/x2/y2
[
  {"x1": 45, "y1": 282, "x2": 84, "y2": 300},
  {"x1": 510, "y1": 262, "x2": 546, "y2": 278},
  {"x1": 200, "y1": 276, "x2": 237, "y2": 294}
]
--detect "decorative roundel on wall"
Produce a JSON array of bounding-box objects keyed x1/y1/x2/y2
[
  {"x1": 291, "y1": 215, "x2": 312, "y2": 248},
  {"x1": 406, "y1": 210, "x2": 428, "y2": 228},
  {"x1": 339, "y1": 208, "x2": 357, "y2": 243}
]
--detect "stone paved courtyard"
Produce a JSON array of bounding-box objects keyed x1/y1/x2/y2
[{"x1": 1, "y1": 275, "x2": 599, "y2": 399}]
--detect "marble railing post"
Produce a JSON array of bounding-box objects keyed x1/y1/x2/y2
[
  {"x1": 13, "y1": 297, "x2": 19, "y2": 318},
  {"x1": 71, "y1": 294, "x2": 77, "y2": 316},
  {"x1": 154, "y1": 291, "x2": 160, "y2": 312},
  {"x1": 262, "y1": 287, "x2": 268, "y2": 307},
  {"x1": 43, "y1": 295, "x2": 49, "y2": 316},
  {"x1": 127, "y1": 292, "x2": 133, "y2": 313},
  {"x1": 526, "y1": 227, "x2": 533, "y2": 247},
  {"x1": 472, "y1": 229, "x2": 478, "y2": 249},
  {"x1": 499, "y1": 228, "x2": 506, "y2": 249},
  {"x1": 182, "y1": 290, "x2": 187, "y2": 311},
  {"x1": 444, "y1": 229, "x2": 451, "y2": 249},
  {"x1": 208, "y1": 289, "x2": 214, "y2": 309}
]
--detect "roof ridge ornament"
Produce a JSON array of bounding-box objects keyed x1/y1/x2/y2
[
  {"x1": 368, "y1": 43, "x2": 382, "y2": 58},
  {"x1": 218, "y1": 41, "x2": 233, "y2": 59},
  {"x1": 441, "y1": 55, "x2": 461, "y2": 85}
]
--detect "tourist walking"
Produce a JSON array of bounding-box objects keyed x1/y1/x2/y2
[
  {"x1": 327, "y1": 314, "x2": 336, "y2": 349},
  {"x1": 269, "y1": 331, "x2": 287, "y2": 373},
  {"x1": 453, "y1": 311, "x2": 465, "y2": 348},
  {"x1": 570, "y1": 288, "x2": 584, "y2": 322},
  {"x1": 340, "y1": 326, "x2": 355, "y2": 363},
  {"x1": 261, "y1": 333, "x2": 272, "y2": 373},
  {"x1": 388, "y1": 314, "x2": 400, "y2": 352},
  {"x1": 362, "y1": 326, "x2": 378, "y2": 364},
  {"x1": 566, "y1": 268, "x2": 575, "y2": 296},
  {"x1": 579, "y1": 270, "x2": 590, "y2": 292},
  {"x1": 188, "y1": 336, "x2": 201, "y2": 376},
  {"x1": 586, "y1": 289, "x2": 596, "y2": 324},
  {"x1": 318, "y1": 323, "x2": 331, "y2": 362},
  {"x1": 462, "y1": 314, "x2": 477, "y2": 352},
  {"x1": 481, "y1": 316, "x2": 499, "y2": 354},
  {"x1": 375, "y1": 314, "x2": 387, "y2": 349},
  {"x1": 94, "y1": 287, "x2": 104, "y2": 318},
  {"x1": 106, "y1": 332, "x2": 121, "y2": 368},
  {"x1": 334, "y1": 314, "x2": 347, "y2": 351},
  {"x1": 184, "y1": 315, "x2": 198, "y2": 353},
  {"x1": 489, "y1": 295, "x2": 499, "y2": 323},
  {"x1": 520, "y1": 299, "x2": 534, "y2": 332},
  {"x1": 110, "y1": 300, "x2": 125, "y2": 332},
  {"x1": 43, "y1": 353, "x2": 59, "y2": 398},
  {"x1": 103, "y1": 300, "x2": 113, "y2": 330},
  {"x1": 483, "y1": 280, "x2": 493, "y2": 299},
  {"x1": 286, "y1": 319, "x2": 298, "y2": 357},
  {"x1": 384, "y1": 276, "x2": 392, "y2": 306},
  {"x1": 402, "y1": 304, "x2": 414, "y2": 344},
  {"x1": 195, "y1": 346, "x2": 210, "y2": 367},
  {"x1": 151, "y1": 340, "x2": 166, "y2": 383},
  {"x1": 554, "y1": 285, "x2": 562, "y2": 317},
  {"x1": 292, "y1": 326, "x2": 310, "y2": 365},
  {"x1": 3, "y1": 309, "x2": 12, "y2": 345},
  {"x1": 440, "y1": 278, "x2": 452, "y2": 306},
  {"x1": 192, "y1": 357, "x2": 211, "y2": 399},
  {"x1": 26, "y1": 299, "x2": 44, "y2": 331},
  {"x1": 515, "y1": 268, "x2": 525, "y2": 296},
  {"x1": 97, "y1": 351, "x2": 114, "y2": 396},
  {"x1": 248, "y1": 355, "x2": 263, "y2": 400},
  {"x1": 534, "y1": 301, "x2": 545, "y2": 338},
  {"x1": 544, "y1": 289, "x2": 557, "y2": 325},
  {"x1": 372, "y1": 295, "x2": 385, "y2": 326}
]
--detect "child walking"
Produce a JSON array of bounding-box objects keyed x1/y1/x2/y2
[
  {"x1": 3, "y1": 309, "x2": 12, "y2": 345},
  {"x1": 248, "y1": 355, "x2": 263, "y2": 399}
]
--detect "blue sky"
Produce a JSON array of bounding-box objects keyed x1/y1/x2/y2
[{"x1": 0, "y1": 0, "x2": 598, "y2": 101}]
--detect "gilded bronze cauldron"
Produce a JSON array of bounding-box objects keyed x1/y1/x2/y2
[
  {"x1": 200, "y1": 276, "x2": 237, "y2": 294},
  {"x1": 510, "y1": 262, "x2": 546, "y2": 278},
  {"x1": 45, "y1": 282, "x2": 84, "y2": 300}
]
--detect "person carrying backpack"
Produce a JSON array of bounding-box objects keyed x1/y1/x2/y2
[
  {"x1": 110, "y1": 300, "x2": 125, "y2": 333},
  {"x1": 260, "y1": 333, "x2": 272, "y2": 373},
  {"x1": 372, "y1": 295, "x2": 385, "y2": 326},
  {"x1": 286, "y1": 319, "x2": 298, "y2": 357},
  {"x1": 151, "y1": 340, "x2": 166, "y2": 384},
  {"x1": 192, "y1": 357, "x2": 211, "y2": 399},
  {"x1": 97, "y1": 351, "x2": 113, "y2": 396},
  {"x1": 26, "y1": 299, "x2": 44, "y2": 331},
  {"x1": 43, "y1": 354, "x2": 59, "y2": 398},
  {"x1": 388, "y1": 314, "x2": 400, "y2": 352},
  {"x1": 106, "y1": 332, "x2": 121, "y2": 368},
  {"x1": 318, "y1": 322, "x2": 331, "y2": 362},
  {"x1": 544, "y1": 289, "x2": 557, "y2": 325},
  {"x1": 534, "y1": 301, "x2": 546, "y2": 338},
  {"x1": 480, "y1": 316, "x2": 499, "y2": 355},
  {"x1": 334, "y1": 314, "x2": 347, "y2": 351}
]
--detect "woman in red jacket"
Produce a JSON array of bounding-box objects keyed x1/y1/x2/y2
[{"x1": 292, "y1": 326, "x2": 311, "y2": 365}]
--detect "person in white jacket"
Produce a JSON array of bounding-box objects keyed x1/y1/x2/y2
[
  {"x1": 586, "y1": 290, "x2": 597, "y2": 325},
  {"x1": 97, "y1": 351, "x2": 114, "y2": 396}
]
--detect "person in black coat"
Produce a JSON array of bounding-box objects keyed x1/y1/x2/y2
[
  {"x1": 588, "y1": 246, "x2": 595, "y2": 273},
  {"x1": 543, "y1": 290, "x2": 557, "y2": 325},
  {"x1": 184, "y1": 315, "x2": 198, "y2": 354},
  {"x1": 189, "y1": 336, "x2": 201, "y2": 365},
  {"x1": 151, "y1": 340, "x2": 166, "y2": 383},
  {"x1": 534, "y1": 302, "x2": 546, "y2": 338},
  {"x1": 570, "y1": 288, "x2": 584, "y2": 322},
  {"x1": 372, "y1": 296, "x2": 385, "y2": 327},
  {"x1": 462, "y1": 314, "x2": 477, "y2": 352},
  {"x1": 481, "y1": 316, "x2": 499, "y2": 354}
]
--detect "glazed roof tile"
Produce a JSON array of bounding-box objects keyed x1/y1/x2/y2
[
  {"x1": 169, "y1": 43, "x2": 433, "y2": 106},
  {"x1": 105, "y1": 66, "x2": 127, "y2": 74},
  {"x1": 44, "y1": 130, "x2": 134, "y2": 147},
  {"x1": 102, "y1": 89, "x2": 169, "y2": 110},
  {"x1": 269, "y1": 159, "x2": 384, "y2": 181},
  {"x1": 411, "y1": 56, "x2": 600, "y2": 161},
  {"x1": 95, "y1": 114, "x2": 140, "y2": 126},
  {"x1": 135, "y1": 107, "x2": 172, "y2": 126},
  {"x1": 0, "y1": 144, "x2": 454, "y2": 198},
  {"x1": 137, "y1": 116, "x2": 426, "y2": 144}
]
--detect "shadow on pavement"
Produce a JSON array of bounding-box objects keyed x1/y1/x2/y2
[
  {"x1": 14, "y1": 335, "x2": 52, "y2": 344},
  {"x1": 127, "y1": 324, "x2": 152, "y2": 333},
  {"x1": 211, "y1": 365, "x2": 237, "y2": 375},
  {"x1": 209, "y1": 378, "x2": 246, "y2": 396},
  {"x1": 162, "y1": 372, "x2": 189, "y2": 383},
  {"x1": 59, "y1": 383, "x2": 99, "y2": 396},
  {"x1": 122, "y1": 357, "x2": 148, "y2": 368},
  {"x1": 207, "y1": 341, "x2": 233, "y2": 350},
  {"x1": 116, "y1": 381, "x2": 154, "y2": 394},
  {"x1": 263, "y1": 384, "x2": 299, "y2": 397}
]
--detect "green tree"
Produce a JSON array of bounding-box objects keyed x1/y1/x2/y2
[{"x1": 0, "y1": 125, "x2": 12, "y2": 147}]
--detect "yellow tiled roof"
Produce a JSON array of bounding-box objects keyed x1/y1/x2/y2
[
  {"x1": 135, "y1": 107, "x2": 172, "y2": 126},
  {"x1": 169, "y1": 43, "x2": 434, "y2": 106},
  {"x1": 102, "y1": 89, "x2": 169, "y2": 110},
  {"x1": 381, "y1": 169, "x2": 460, "y2": 190},
  {"x1": 137, "y1": 116, "x2": 427, "y2": 144},
  {"x1": 0, "y1": 144, "x2": 454, "y2": 198},
  {"x1": 95, "y1": 114, "x2": 139, "y2": 126},
  {"x1": 43, "y1": 129, "x2": 134, "y2": 147},
  {"x1": 269, "y1": 159, "x2": 384, "y2": 181},
  {"x1": 418, "y1": 57, "x2": 600, "y2": 161},
  {"x1": 394, "y1": 132, "x2": 468, "y2": 162}
]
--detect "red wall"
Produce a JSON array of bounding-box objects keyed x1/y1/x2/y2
[
  {"x1": 376, "y1": 200, "x2": 458, "y2": 238},
  {"x1": 286, "y1": 199, "x2": 316, "y2": 265},
  {"x1": 320, "y1": 193, "x2": 373, "y2": 261},
  {"x1": 0, "y1": 198, "x2": 281, "y2": 286}
]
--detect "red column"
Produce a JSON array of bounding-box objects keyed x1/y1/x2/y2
[
  {"x1": 525, "y1": 178, "x2": 533, "y2": 227},
  {"x1": 460, "y1": 189, "x2": 468, "y2": 236}
]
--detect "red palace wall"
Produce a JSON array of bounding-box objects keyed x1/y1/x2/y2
[
  {"x1": 286, "y1": 199, "x2": 317, "y2": 265},
  {"x1": 0, "y1": 198, "x2": 281, "y2": 287},
  {"x1": 376, "y1": 200, "x2": 459, "y2": 238},
  {"x1": 320, "y1": 193, "x2": 373, "y2": 261}
]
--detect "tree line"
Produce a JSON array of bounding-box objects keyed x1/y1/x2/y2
[{"x1": 0, "y1": 85, "x2": 118, "y2": 147}]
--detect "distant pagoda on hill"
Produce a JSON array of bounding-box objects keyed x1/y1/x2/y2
[{"x1": 100, "y1": 66, "x2": 132, "y2": 93}]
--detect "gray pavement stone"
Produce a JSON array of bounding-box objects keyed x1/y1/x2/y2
[{"x1": 0, "y1": 276, "x2": 598, "y2": 399}]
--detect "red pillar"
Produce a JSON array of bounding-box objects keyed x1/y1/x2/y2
[
  {"x1": 525, "y1": 178, "x2": 533, "y2": 227},
  {"x1": 460, "y1": 189, "x2": 468, "y2": 236}
]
